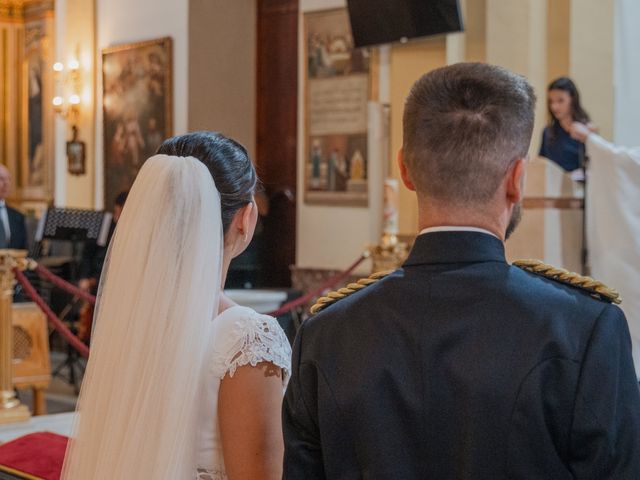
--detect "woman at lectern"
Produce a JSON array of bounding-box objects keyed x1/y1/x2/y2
[{"x1": 539, "y1": 77, "x2": 597, "y2": 180}]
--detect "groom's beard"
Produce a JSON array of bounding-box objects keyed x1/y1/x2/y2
[{"x1": 505, "y1": 202, "x2": 522, "y2": 240}]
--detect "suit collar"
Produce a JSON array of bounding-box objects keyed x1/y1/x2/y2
[{"x1": 403, "y1": 231, "x2": 506, "y2": 266}]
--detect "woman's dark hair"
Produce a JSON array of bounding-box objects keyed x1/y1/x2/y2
[
  {"x1": 156, "y1": 131, "x2": 257, "y2": 233},
  {"x1": 114, "y1": 190, "x2": 129, "y2": 207},
  {"x1": 547, "y1": 77, "x2": 590, "y2": 125}
]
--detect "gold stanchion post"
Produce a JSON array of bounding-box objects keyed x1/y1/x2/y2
[{"x1": 0, "y1": 249, "x2": 31, "y2": 424}]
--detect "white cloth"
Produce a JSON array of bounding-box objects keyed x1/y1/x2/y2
[
  {"x1": 585, "y1": 134, "x2": 640, "y2": 377},
  {"x1": 0, "y1": 200, "x2": 10, "y2": 243},
  {"x1": 419, "y1": 225, "x2": 499, "y2": 239},
  {"x1": 62, "y1": 155, "x2": 225, "y2": 479},
  {"x1": 195, "y1": 305, "x2": 291, "y2": 479}
]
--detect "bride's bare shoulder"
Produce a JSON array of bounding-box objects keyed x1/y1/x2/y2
[{"x1": 218, "y1": 292, "x2": 238, "y2": 314}]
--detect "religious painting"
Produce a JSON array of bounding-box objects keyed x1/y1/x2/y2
[
  {"x1": 102, "y1": 37, "x2": 172, "y2": 208},
  {"x1": 304, "y1": 8, "x2": 370, "y2": 206},
  {"x1": 20, "y1": 16, "x2": 55, "y2": 201}
]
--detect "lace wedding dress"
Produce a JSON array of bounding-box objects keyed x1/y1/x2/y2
[
  {"x1": 195, "y1": 305, "x2": 291, "y2": 479},
  {"x1": 61, "y1": 156, "x2": 291, "y2": 479}
]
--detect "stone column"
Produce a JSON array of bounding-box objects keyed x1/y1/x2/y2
[
  {"x1": 486, "y1": 0, "x2": 548, "y2": 263},
  {"x1": 570, "y1": 0, "x2": 614, "y2": 140},
  {"x1": 0, "y1": 249, "x2": 30, "y2": 425}
]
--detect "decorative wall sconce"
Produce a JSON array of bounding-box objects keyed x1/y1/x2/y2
[
  {"x1": 51, "y1": 55, "x2": 82, "y2": 123},
  {"x1": 52, "y1": 48, "x2": 87, "y2": 175}
]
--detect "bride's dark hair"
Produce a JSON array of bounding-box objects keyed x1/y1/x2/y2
[{"x1": 156, "y1": 131, "x2": 257, "y2": 233}]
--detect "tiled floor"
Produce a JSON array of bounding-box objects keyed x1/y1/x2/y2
[
  {"x1": 0, "y1": 352, "x2": 81, "y2": 444},
  {"x1": 0, "y1": 412, "x2": 76, "y2": 443}
]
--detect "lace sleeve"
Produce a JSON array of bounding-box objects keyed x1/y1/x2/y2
[{"x1": 211, "y1": 308, "x2": 291, "y2": 386}]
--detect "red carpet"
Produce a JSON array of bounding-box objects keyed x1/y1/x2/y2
[{"x1": 0, "y1": 432, "x2": 68, "y2": 480}]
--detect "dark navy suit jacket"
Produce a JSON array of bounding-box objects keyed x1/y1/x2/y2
[
  {"x1": 283, "y1": 231, "x2": 640, "y2": 479},
  {"x1": 7, "y1": 205, "x2": 27, "y2": 250}
]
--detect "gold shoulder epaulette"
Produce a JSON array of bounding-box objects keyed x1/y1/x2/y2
[
  {"x1": 513, "y1": 259, "x2": 621, "y2": 304},
  {"x1": 310, "y1": 270, "x2": 393, "y2": 315}
]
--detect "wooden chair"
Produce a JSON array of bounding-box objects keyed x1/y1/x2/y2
[{"x1": 11, "y1": 303, "x2": 51, "y2": 416}]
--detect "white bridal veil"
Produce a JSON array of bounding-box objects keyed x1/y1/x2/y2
[{"x1": 61, "y1": 155, "x2": 223, "y2": 479}]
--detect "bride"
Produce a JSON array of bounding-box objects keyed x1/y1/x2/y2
[{"x1": 61, "y1": 132, "x2": 292, "y2": 479}]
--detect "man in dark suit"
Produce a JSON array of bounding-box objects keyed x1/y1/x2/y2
[
  {"x1": 0, "y1": 164, "x2": 28, "y2": 250},
  {"x1": 283, "y1": 63, "x2": 640, "y2": 479}
]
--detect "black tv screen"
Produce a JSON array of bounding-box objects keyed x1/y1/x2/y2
[{"x1": 347, "y1": 0, "x2": 463, "y2": 48}]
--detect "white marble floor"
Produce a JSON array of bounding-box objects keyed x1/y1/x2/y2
[{"x1": 0, "y1": 412, "x2": 76, "y2": 444}]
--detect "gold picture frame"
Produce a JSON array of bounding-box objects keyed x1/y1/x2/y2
[
  {"x1": 20, "y1": 14, "x2": 55, "y2": 203},
  {"x1": 102, "y1": 36, "x2": 173, "y2": 208}
]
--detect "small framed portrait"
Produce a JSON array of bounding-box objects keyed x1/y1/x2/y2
[{"x1": 66, "y1": 137, "x2": 86, "y2": 175}]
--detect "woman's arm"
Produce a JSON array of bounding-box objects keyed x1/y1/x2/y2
[{"x1": 219, "y1": 361, "x2": 285, "y2": 480}]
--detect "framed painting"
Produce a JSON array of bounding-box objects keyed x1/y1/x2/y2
[
  {"x1": 102, "y1": 36, "x2": 172, "y2": 208},
  {"x1": 304, "y1": 8, "x2": 370, "y2": 206},
  {"x1": 19, "y1": 15, "x2": 55, "y2": 202}
]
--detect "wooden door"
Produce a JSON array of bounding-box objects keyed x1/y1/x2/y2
[{"x1": 256, "y1": 0, "x2": 298, "y2": 287}]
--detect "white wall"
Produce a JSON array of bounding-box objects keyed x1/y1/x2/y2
[
  {"x1": 95, "y1": 0, "x2": 188, "y2": 208},
  {"x1": 614, "y1": 0, "x2": 640, "y2": 146},
  {"x1": 54, "y1": 0, "x2": 67, "y2": 207},
  {"x1": 297, "y1": 0, "x2": 382, "y2": 273},
  {"x1": 188, "y1": 1, "x2": 256, "y2": 159},
  {"x1": 570, "y1": 0, "x2": 614, "y2": 140}
]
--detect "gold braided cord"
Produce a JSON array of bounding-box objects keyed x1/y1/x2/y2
[
  {"x1": 513, "y1": 259, "x2": 621, "y2": 304},
  {"x1": 310, "y1": 270, "x2": 393, "y2": 314}
]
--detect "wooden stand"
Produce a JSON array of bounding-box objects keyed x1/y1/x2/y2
[
  {"x1": 12, "y1": 303, "x2": 51, "y2": 416},
  {"x1": 0, "y1": 250, "x2": 31, "y2": 425}
]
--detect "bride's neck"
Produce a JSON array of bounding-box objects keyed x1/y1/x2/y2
[{"x1": 218, "y1": 247, "x2": 234, "y2": 313}]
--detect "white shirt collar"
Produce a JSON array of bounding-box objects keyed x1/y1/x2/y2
[
  {"x1": 419, "y1": 226, "x2": 500, "y2": 239},
  {"x1": 0, "y1": 200, "x2": 5, "y2": 208}
]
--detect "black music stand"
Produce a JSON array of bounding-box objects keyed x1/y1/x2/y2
[
  {"x1": 33, "y1": 208, "x2": 112, "y2": 393},
  {"x1": 33, "y1": 208, "x2": 113, "y2": 257}
]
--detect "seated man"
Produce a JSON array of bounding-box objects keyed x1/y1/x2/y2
[{"x1": 0, "y1": 165, "x2": 27, "y2": 250}]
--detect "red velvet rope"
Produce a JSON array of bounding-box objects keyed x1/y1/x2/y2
[
  {"x1": 34, "y1": 264, "x2": 96, "y2": 304},
  {"x1": 23, "y1": 251, "x2": 367, "y2": 341},
  {"x1": 266, "y1": 253, "x2": 368, "y2": 317},
  {"x1": 13, "y1": 267, "x2": 90, "y2": 358}
]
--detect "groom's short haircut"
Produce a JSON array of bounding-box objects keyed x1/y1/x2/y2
[{"x1": 402, "y1": 62, "x2": 536, "y2": 205}]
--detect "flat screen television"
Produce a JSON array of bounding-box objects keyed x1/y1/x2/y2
[{"x1": 347, "y1": 0, "x2": 463, "y2": 48}]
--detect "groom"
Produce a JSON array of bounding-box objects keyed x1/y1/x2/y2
[{"x1": 283, "y1": 63, "x2": 640, "y2": 478}]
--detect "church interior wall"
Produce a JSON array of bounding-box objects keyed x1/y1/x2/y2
[
  {"x1": 296, "y1": 0, "x2": 620, "y2": 275},
  {"x1": 2, "y1": 0, "x2": 631, "y2": 281},
  {"x1": 389, "y1": 37, "x2": 446, "y2": 236},
  {"x1": 0, "y1": 19, "x2": 24, "y2": 194},
  {"x1": 614, "y1": 0, "x2": 640, "y2": 146},
  {"x1": 1, "y1": 1, "x2": 56, "y2": 208},
  {"x1": 94, "y1": 0, "x2": 189, "y2": 209},
  {"x1": 296, "y1": 0, "x2": 377, "y2": 273},
  {"x1": 188, "y1": 0, "x2": 256, "y2": 160},
  {"x1": 570, "y1": 0, "x2": 614, "y2": 141},
  {"x1": 55, "y1": 0, "x2": 95, "y2": 209}
]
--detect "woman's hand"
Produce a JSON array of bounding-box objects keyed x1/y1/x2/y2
[
  {"x1": 570, "y1": 122, "x2": 592, "y2": 143},
  {"x1": 219, "y1": 362, "x2": 285, "y2": 480}
]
